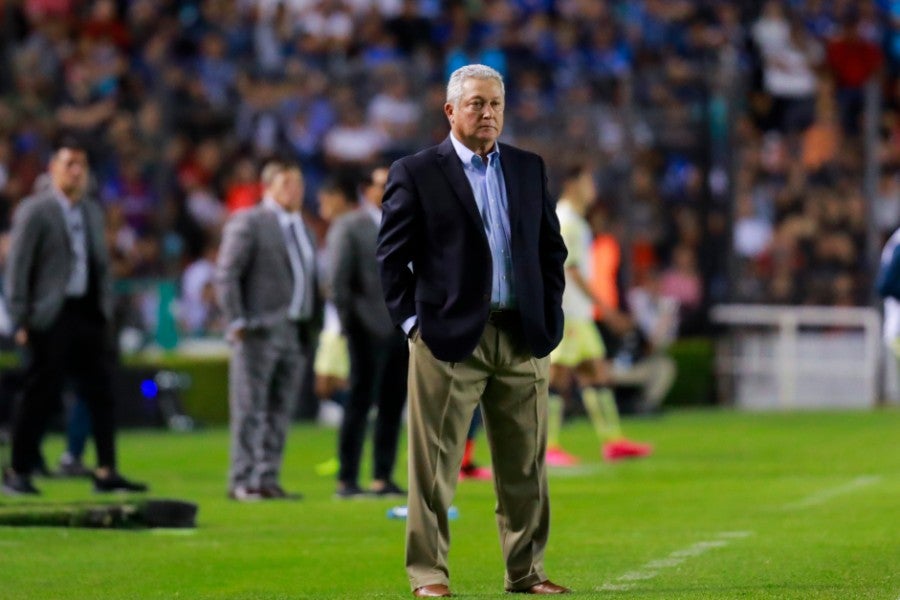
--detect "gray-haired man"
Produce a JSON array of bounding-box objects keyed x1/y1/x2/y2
[{"x1": 377, "y1": 64, "x2": 571, "y2": 596}]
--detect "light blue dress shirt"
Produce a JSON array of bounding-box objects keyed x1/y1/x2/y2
[
  {"x1": 54, "y1": 191, "x2": 88, "y2": 298},
  {"x1": 449, "y1": 133, "x2": 516, "y2": 309},
  {"x1": 264, "y1": 197, "x2": 315, "y2": 321}
]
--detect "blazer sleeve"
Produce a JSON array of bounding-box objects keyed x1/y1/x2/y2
[
  {"x1": 376, "y1": 159, "x2": 421, "y2": 328},
  {"x1": 3, "y1": 201, "x2": 42, "y2": 330},
  {"x1": 215, "y1": 211, "x2": 255, "y2": 329},
  {"x1": 538, "y1": 156, "x2": 567, "y2": 317},
  {"x1": 85, "y1": 201, "x2": 114, "y2": 320},
  {"x1": 326, "y1": 215, "x2": 355, "y2": 331}
]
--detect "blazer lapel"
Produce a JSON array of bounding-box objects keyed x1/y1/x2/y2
[
  {"x1": 46, "y1": 194, "x2": 74, "y2": 261},
  {"x1": 499, "y1": 143, "x2": 521, "y2": 238},
  {"x1": 436, "y1": 137, "x2": 485, "y2": 233},
  {"x1": 262, "y1": 210, "x2": 293, "y2": 277}
]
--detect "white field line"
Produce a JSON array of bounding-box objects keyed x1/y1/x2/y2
[
  {"x1": 595, "y1": 531, "x2": 754, "y2": 592},
  {"x1": 781, "y1": 476, "x2": 882, "y2": 510}
]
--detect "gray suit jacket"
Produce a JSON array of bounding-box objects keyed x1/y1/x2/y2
[
  {"x1": 327, "y1": 208, "x2": 395, "y2": 339},
  {"x1": 4, "y1": 190, "x2": 113, "y2": 332},
  {"x1": 216, "y1": 206, "x2": 321, "y2": 332}
]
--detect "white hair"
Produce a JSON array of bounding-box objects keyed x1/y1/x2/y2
[{"x1": 446, "y1": 64, "x2": 505, "y2": 107}]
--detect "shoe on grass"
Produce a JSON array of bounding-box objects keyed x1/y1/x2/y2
[
  {"x1": 58, "y1": 455, "x2": 92, "y2": 478},
  {"x1": 369, "y1": 481, "x2": 405, "y2": 497},
  {"x1": 335, "y1": 482, "x2": 368, "y2": 499},
  {"x1": 260, "y1": 484, "x2": 303, "y2": 500},
  {"x1": 602, "y1": 439, "x2": 653, "y2": 461},
  {"x1": 228, "y1": 486, "x2": 263, "y2": 502},
  {"x1": 546, "y1": 446, "x2": 580, "y2": 467},
  {"x1": 93, "y1": 472, "x2": 149, "y2": 493},
  {"x1": 458, "y1": 462, "x2": 493, "y2": 481},
  {"x1": 2, "y1": 469, "x2": 40, "y2": 496}
]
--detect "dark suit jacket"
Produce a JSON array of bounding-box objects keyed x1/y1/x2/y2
[
  {"x1": 4, "y1": 190, "x2": 113, "y2": 332},
  {"x1": 327, "y1": 208, "x2": 395, "y2": 339},
  {"x1": 376, "y1": 137, "x2": 567, "y2": 362}
]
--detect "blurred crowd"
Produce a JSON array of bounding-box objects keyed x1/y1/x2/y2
[{"x1": 0, "y1": 0, "x2": 898, "y2": 345}]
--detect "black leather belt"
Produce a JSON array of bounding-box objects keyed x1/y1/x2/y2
[{"x1": 487, "y1": 309, "x2": 519, "y2": 328}]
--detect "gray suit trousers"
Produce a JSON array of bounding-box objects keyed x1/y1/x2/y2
[{"x1": 228, "y1": 320, "x2": 306, "y2": 489}]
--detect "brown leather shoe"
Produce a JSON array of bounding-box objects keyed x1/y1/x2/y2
[
  {"x1": 509, "y1": 580, "x2": 571, "y2": 594},
  {"x1": 413, "y1": 583, "x2": 452, "y2": 597}
]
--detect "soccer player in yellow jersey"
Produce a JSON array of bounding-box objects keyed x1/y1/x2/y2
[{"x1": 548, "y1": 164, "x2": 652, "y2": 464}]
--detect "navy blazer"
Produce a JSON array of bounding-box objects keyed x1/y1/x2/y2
[{"x1": 376, "y1": 137, "x2": 567, "y2": 362}]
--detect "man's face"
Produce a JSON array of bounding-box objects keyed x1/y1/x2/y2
[
  {"x1": 445, "y1": 77, "x2": 504, "y2": 153},
  {"x1": 50, "y1": 148, "x2": 89, "y2": 201},
  {"x1": 317, "y1": 190, "x2": 348, "y2": 222},
  {"x1": 577, "y1": 171, "x2": 597, "y2": 204},
  {"x1": 271, "y1": 169, "x2": 303, "y2": 213},
  {"x1": 366, "y1": 167, "x2": 389, "y2": 208}
]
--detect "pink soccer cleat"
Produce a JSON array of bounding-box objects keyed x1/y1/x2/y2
[
  {"x1": 545, "y1": 446, "x2": 580, "y2": 467},
  {"x1": 459, "y1": 463, "x2": 493, "y2": 481},
  {"x1": 602, "y1": 439, "x2": 654, "y2": 461}
]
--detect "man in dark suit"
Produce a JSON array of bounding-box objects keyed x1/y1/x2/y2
[
  {"x1": 327, "y1": 167, "x2": 408, "y2": 498},
  {"x1": 216, "y1": 160, "x2": 321, "y2": 501},
  {"x1": 377, "y1": 65, "x2": 570, "y2": 597},
  {"x1": 2, "y1": 139, "x2": 147, "y2": 495}
]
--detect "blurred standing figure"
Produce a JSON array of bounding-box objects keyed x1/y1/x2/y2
[
  {"x1": 377, "y1": 64, "x2": 571, "y2": 597},
  {"x1": 547, "y1": 165, "x2": 652, "y2": 465},
  {"x1": 216, "y1": 160, "x2": 321, "y2": 502},
  {"x1": 876, "y1": 225, "x2": 900, "y2": 374},
  {"x1": 2, "y1": 138, "x2": 147, "y2": 495},
  {"x1": 327, "y1": 167, "x2": 409, "y2": 499}
]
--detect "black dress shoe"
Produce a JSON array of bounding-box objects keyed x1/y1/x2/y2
[
  {"x1": 93, "y1": 472, "x2": 149, "y2": 493},
  {"x1": 228, "y1": 486, "x2": 263, "y2": 502},
  {"x1": 335, "y1": 482, "x2": 367, "y2": 499},
  {"x1": 58, "y1": 458, "x2": 92, "y2": 478},
  {"x1": 2, "y1": 470, "x2": 40, "y2": 495},
  {"x1": 260, "y1": 484, "x2": 303, "y2": 500},
  {"x1": 370, "y1": 481, "x2": 406, "y2": 497}
]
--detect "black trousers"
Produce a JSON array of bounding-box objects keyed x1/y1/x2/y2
[
  {"x1": 338, "y1": 323, "x2": 408, "y2": 485},
  {"x1": 11, "y1": 301, "x2": 116, "y2": 474}
]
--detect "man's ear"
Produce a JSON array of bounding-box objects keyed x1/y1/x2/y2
[{"x1": 444, "y1": 102, "x2": 454, "y2": 124}]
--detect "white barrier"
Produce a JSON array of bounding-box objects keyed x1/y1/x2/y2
[{"x1": 711, "y1": 305, "x2": 882, "y2": 410}]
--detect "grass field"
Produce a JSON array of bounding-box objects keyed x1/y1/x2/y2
[{"x1": 0, "y1": 408, "x2": 898, "y2": 599}]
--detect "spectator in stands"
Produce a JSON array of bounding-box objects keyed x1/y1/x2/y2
[
  {"x1": 179, "y1": 238, "x2": 222, "y2": 336},
  {"x1": 759, "y1": 17, "x2": 822, "y2": 134},
  {"x1": 826, "y1": 12, "x2": 883, "y2": 135}
]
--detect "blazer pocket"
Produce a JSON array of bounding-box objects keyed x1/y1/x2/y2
[{"x1": 414, "y1": 284, "x2": 446, "y2": 306}]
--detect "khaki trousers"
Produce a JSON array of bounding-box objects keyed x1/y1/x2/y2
[{"x1": 405, "y1": 318, "x2": 551, "y2": 591}]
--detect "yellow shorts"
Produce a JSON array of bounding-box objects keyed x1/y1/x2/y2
[
  {"x1": 550, "y1": 317, "x2": 606, "y2": 367},
  {"x1": 313, "y1": 330, "x2": 350, "y2": 379}
]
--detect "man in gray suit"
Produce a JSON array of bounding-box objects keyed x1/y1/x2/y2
[
  {"x1": 216, "y1": 160, "x2": 320, "y2": 501},
  {"x1": 2, "y1": 138, "x2": 147, "y2": 495},
  {"x1": 326, "y1": 168, "x2": 408, "y2": 498}
]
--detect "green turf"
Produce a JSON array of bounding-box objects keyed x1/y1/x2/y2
[{"x1": 0, "y1": 409, "x2": 898, "y2": 599}]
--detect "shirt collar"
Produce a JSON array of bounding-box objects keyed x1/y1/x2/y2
[
  {"x1": 449, "y1": 133, "x2": 500, "y2": 169},
  {"x1": 53, "y1": 186, "x2": 79, "y2": 214},
  {"x1": 363, "y1": 202, "x2": 381, "y2": 225},
  {"x1": 263, "y1": 196, "x2": 299, "y2": 227}
]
